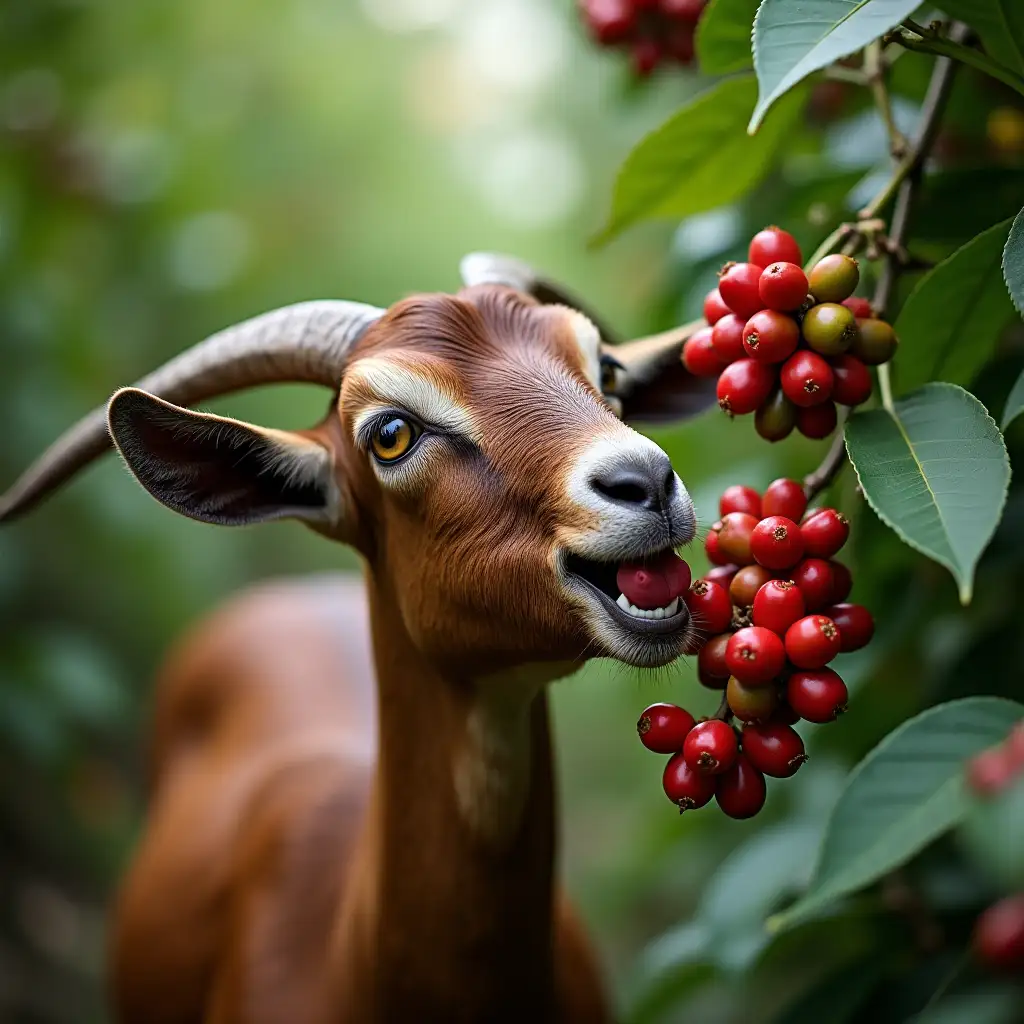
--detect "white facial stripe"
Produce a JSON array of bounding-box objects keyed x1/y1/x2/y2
[
  {"x1": 560, "y1": 308, "x2": 602, "y2": 391},
  {"x1": 345, "y1": 358, "x2": 482, "y2": 443}
]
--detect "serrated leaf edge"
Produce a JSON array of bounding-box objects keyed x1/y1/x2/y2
[{"x1": 1001, "y1": 203, "x2": 1024, "y2": 317}]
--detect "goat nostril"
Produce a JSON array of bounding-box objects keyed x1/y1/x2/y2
[
  {"x1": 593, "y1": 478, "x2": 650, "y2": 506},
  {"x1": 663, "y1": 468, "x2": 676, "y2": 497}
]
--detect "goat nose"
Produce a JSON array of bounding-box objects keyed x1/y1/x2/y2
[{"x1": 590, "y1": 454, "x2": 675, "y2": 512}]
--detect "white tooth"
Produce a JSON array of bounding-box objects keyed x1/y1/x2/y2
[
  {"x1": 617, "y1": 593, "x2": 630, "y2": 610},
  {"x1": 653, "y1": 607, "x2": 664, "y2": 620},
  {"x1": 629, "y1": 603, "x2": 642, "y2": 616},
  {"x1": 666, "y1": 598, "x2": 679, "y2": 616}
]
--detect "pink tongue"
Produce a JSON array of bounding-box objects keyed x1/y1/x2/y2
[{"x1": 616, "y1": 551, "x2": 692, "y2": 610}]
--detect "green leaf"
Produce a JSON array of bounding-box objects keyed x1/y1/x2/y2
[
  {"x1": 894, "y1": 219, "x2": 1016, "y2": 394},
  {"x1": 936, "y1": 0, "x2": 1024, "y2": 76},
  {"x1": 696, "y1": 0, "x2": 761, "y2": 74},
  {"x1": 773, "y1": 956, "x2": 887, "y2": 1024},
  {"x1": 1003, "y1": 367, "x2": 1024, "y2": 428},
  {"x1": 750, "y1": 0, "x2": 922, "y2": 132},
  {"x1": 770, "y1": 698, "x2": 1024, "y2": 932},
  {"x1": 844, "y1": 384, "x2": 1011, "y2": 604},
  {"x1": 1002, "y1": 203, "x2": 1024, "y2": 316},
  {"x1": 594, "y1": 76, "x2": 807, "y2": 245}
]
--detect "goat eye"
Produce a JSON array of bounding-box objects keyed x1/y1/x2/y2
[
  {"x1": 599, "y1": 355, "x2": 622, "y2": 394},
  {"x1": 370, "y1": 417, "x2": 419, "y2": 463}
]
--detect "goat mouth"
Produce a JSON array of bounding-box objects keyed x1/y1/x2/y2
[{"x1": 563, "y1": 548, "x2": 690, "y2": 637}]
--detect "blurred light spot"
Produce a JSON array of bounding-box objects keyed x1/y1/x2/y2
[
  {"x1": 454, "y1": 0, "x2": 566, "y2": 97},
  {"x1": 97, "y1": 129, "x2": 175, "y2": 205},
  {"x1": 825, "y1": 100, "x2": 918, "y2": 170},
  {"x1": 168, "y1": 211, "x2": 252, "y2": 292},
  {"x1": 460, "y1": 127, "x2": 583, "y2": 228},
  {"x1": 671, "y1": 208, "x2": 742, "y2": 262},
  {"x1": 2, "y1": 68, "x2": 62, "y2": 133},
  {"x1": 360, "y1": 0, "x2": 466, "y2": 32},
  {"x1": 19, "y1": 883, "x2": 81, "y2": 961}
]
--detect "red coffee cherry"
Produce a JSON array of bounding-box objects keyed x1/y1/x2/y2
[
  {"x1": 631, "y1": 37, "x2": 663, "y2": 77},
  {"x1": 828, "y1": 560, "x2": 852, "y2": 603},
  {"x1": 703, "y1": 287, "x2": 731, "y2": 325},
  {"x1": 726, "y1": 675, "x2": 778, "y2": 722},
  {"x1": 762, "y1": 478, "x2": 807, "y2": 522},
  {"x1": 662, "y1": 0, "x2": 706, "y2": 19},
  {"x1": 796, "y1": 400, "x2": 838, "y2": 439},
  {"x1": 1007, "y1": 722, "x2": 1024, "y2": 768},
  {"x1": 715, "y1": 753, "x2": 767, "y2": 818},
  {"x1": 663, "y1": 752, "x2": 717, "y2": 811},
  {"x1": 752, "y1": 578, "x2": 806, "y2": 635},
  {"x1": 705, "y1": 522, "x2": 728, "y2": 566},
  {"x1": 704, "y1": 564, "x2": 738, "y2": 590},
  {"x1": 973, "y1": 895, "x2": 1024, "y2": 972},
  {"x1": 742, "y1": 309, "x2": 800, "y2": 363},
  {"x1": 717, "y1": 359, "x2": 776, "y2": 416},
  {"x1": 718, "y1": 262, "x2": 765, "y2": 319},
  {"x1": 750, "y1": 515, "x2": 805, "y2": 570},
  {"x1": 742, "y1": 721, "x2": 808, "y2": 778},
  {"x1": 730, "y1": 564, "x2": 776, "y2": 607},
  {"x1": 638, "y1": 702, "x2": 696, "y2": 753},
  {"x1": 966, "y1": 746, "x2": 1018, "y2": 797},
  {"x1": 719, "y1": 484, "x2": 761, "y2": 518},
  {"x1": 830, "y1": 353, "x2": 873, "y2": 406},
  {"x1": 755, "y1": 388, "x2": 797, "y2": 442},
  {"x1": 758, "y1": 262, "x2": 808, "y2": 312},
  {"x1": 683, "y1": 719, "x2": 739, "y2": 775},
  {"x1": 748, "y1": 226, "x2": 802, "y2": 268},
  {"x1": 851, "y1": 318, "x2": 898, "y2": 365},
  {"x1": 808, "y1": 254, "x2": 860, "y2": 303},
  {"x1": 792, "y1": 557, "x2": 836, "y2": 610},
  {"x1": 665, "y1": 20, "x2": 697, "y2": 62},
  {"x1": 780, "y1": 350, "x2": 834, "y2": 407},
  {"x1": 785, "y1": 614, "x2": 841, "y2": 668},
  {"x1": 801, "y1": 508, "x2": 850, "y2": 558},
  {"x1": 842, "y1": 296, "x2": 873, "y2": 318},
  {"x1": 582, "y1": 0, "x2": 636, "y2": 43},
  {"x1": 825, "y1": 603, "x2": 874, "y2": 651},
  {"x1": 726, "y1": 626, "x2": 786, "y2": 685},
  {"x1": 711, "y1": 313, "x2": 746, "y2": 362},
  {"x1": 801, "y1": 302, "x2": 857, "y2": 356},
  {"x1": 717, "y1": 512, "x2": 759, "y2": 565},
  {"x1": 682, "y1": 328, "x2": 728, "y2": 377},
  {"x1": 787, "y1": 668, "x2": 848, "y2": 722},
  {"x1": 697, "y1": 633, "x2": 732, "y2": 682},
  {"x1": 684, "y1": 580, "x2": 733, "y2": 634}
]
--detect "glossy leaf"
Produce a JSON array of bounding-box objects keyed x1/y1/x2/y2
[
  {"x1": 1003, "y1": 367, "x2": 1024, "y2": 428},
  {"x1": 771, "y1": 698, "x2": 1024, "y2": 932},
  {"x1": 750, "y1": 0, "x2": 922, "y2": 132},
  {"x1": 1003, "y1": 203, "x2": 1024, "y2": 316},
  {"x1": 960, "y1": 771, "x2": 1024, "y2": 889},
  {"x1": 895, "y1": 219, "x2": 1015, "y2": 394},
  {"x1": 845, "y1": 384, "x2": 1010, "y2": 604},
  {"x1": 936, "y1": 0, "x2": 1024, "y2": 75},
  {"x1": 696, "y1": 0, "x2": 761, "y2": 74},
  {"x1": 594, "y1": 76, "x2": 807, "y2": 245}
]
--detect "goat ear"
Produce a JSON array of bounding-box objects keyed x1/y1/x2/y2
[
  {"x1": 608, "y1": 324, "x2": 717, "y2": 425},
  {"x1": 107, "y1": 388, "x2": 339, "y2": 527}
]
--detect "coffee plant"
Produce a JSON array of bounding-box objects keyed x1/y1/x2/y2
[{"x1": 584, "y1": 0, "x2": 1024, "y2": 1019}]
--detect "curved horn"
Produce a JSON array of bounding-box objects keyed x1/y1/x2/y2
[
  {"x1": 460, "y1": 253, "x2": 621, "y2": 344},
  {"x1": 0, "y1": 299, "x2": 384, "y2": 523}
]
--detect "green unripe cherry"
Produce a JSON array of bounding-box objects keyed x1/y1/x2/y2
[
  {"x1": 754, "y1": 387, "x2": 797, "y2": 442},
  {"x1": 801, "y1": 302, "x2": 857, "y2": 356},
  {"x1": 809, "y1": 254, "x2": 859, "y2": 303},
  {"x1": 850, "y1": 318, "x2": 898, "y2": 365}
]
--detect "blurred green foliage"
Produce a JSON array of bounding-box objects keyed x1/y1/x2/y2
[{"x1": 2, "y1": 1, "x2": 1024, "y2": 1023}]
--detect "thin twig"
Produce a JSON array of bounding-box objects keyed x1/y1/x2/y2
[
  {"x1": 865, "y1": 40, "x2": 908, "y2": 158},
  {"x1": 803, "y1": 413, "x2": 850, "y2": 500}
]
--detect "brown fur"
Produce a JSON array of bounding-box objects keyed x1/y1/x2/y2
[{"x1": 109, "y1": 287, "x2": 654, "y2": 1022}]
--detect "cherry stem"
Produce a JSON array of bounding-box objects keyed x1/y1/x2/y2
[
  {"x1": 712, "y1": 693, "x2": 733, "y2": 723},
  {"x1": 803, "y1": 416, "x2": 849, "y2": 501}
]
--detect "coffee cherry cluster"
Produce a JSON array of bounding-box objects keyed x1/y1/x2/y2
[
  {"x1": 682, "y1": 227, "x2": 899, "y2": 441},
  {"x1": 637, "y1": 478, "x2": 874, "y2": 819},
  {"x1": 578, "y1": 0, "x2": 709, "y2": 77}
]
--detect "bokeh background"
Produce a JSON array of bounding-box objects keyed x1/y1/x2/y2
[{"x1": 2, "y1": 2, "x2": 1024, "y2": 1022}]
